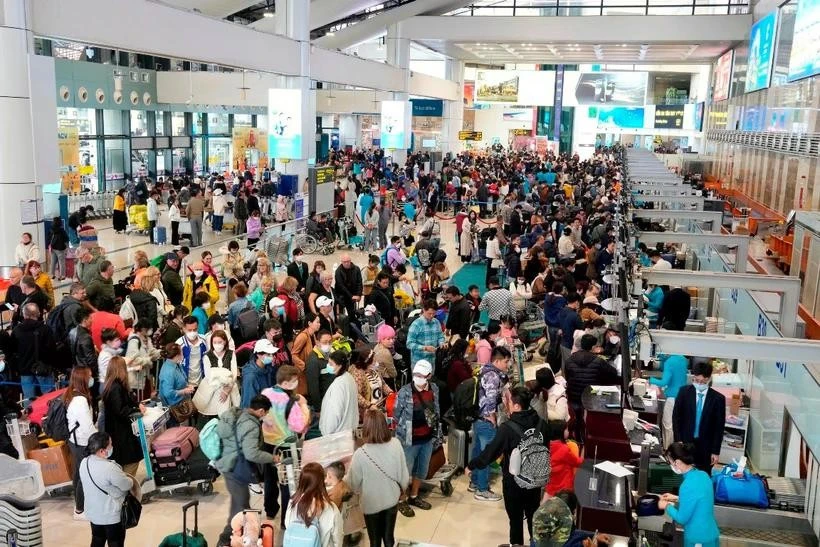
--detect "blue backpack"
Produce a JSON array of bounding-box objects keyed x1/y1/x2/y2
[
  {"x1": 199, "y1": 417, "x2": 222, "y2": 460},
  {"x1": 282, "y1": 515, "x2": 322, "y2": 547}
]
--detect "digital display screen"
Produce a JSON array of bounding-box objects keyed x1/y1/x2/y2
[
  {"x1": 597, "y1": 107, "x2": 646, "y2": 129},
  {"x1": 380, "y1": 101, "x2": 409, "y2": 150},
  {"x1": 746, "y1": 10, "x2": 779, "y2": 93},
  {"x1": 713, "y1": 50, "x2": 734, "y2": 101},
  {"x1": 268, "y1": 89, "x2": 303, "y2": 159},
  {"x1": 788, "y1": 0, "x2": 820, "y2": 81}
]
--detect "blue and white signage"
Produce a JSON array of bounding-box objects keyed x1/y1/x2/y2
[
  {"x1": 746, "y1": 10, "x2": 778, "y2": 93},
  {"x1": 380, "y1": 100, "x2": 410, "y2": 150},
  {"x1": 788, "y1": 0, "x2": 820, "y2": 82},
  {"x1": 268, "y1": 89, "x2": 303, "y2": 159}
]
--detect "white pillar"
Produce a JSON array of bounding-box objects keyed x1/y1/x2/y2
[
  {"x1": 441, "y1": 59, "x2": 465, "y2": 156},
  {"x1": 0, "y1": 0, "x2": 46, "y2": 263},
  {"x1": 274, "y1": 0, "x2": 316, "y2": 186},
  {"x1": 385, "y1": 22, "x2": 409, "y2": 166}
]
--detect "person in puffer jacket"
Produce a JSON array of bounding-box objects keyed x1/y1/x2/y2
[{"x1": 467, "y1": 386, "x2": 551, "y2": 547}]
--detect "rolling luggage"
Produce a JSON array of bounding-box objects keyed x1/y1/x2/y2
[
  {"x1": 446, "y1": 425, "x2": 469, "y2": 471},
  {"x1": 158, "y1": 500, "x2": 207, "y2": 547},
  {"x1": 154, "y1": 226, "x2": 167, "y2": 245},
  {"x1": 151, "y1": 426, "x2": 199, "y2": 468},
  {"x1": 426, "y1": 446, "x2": 446, "y2": 480},
  {"x1": 26, "y1": 389, "x2": 67, "y2": 427}
]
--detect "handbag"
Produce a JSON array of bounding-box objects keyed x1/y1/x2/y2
[
  {"x1": 231, "y1": 429, "x2": 261, "y2": 484},
  {"x1": 85, "y1": 459, "x2": 143, "y2": 528},
  {"x1": 169, "y1": 399, "x2": 195, "y2": 423},
  {"x1": 711, "y1": 463, "x2": 770, "y2": 508}
]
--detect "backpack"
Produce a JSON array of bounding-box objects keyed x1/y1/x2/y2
[
  {"x1": 43, "y1": 396, "x2": 74, "y2": 442},
  {"x1": 451, "y1": 375, "x2": 480, "y2": 431},
  {"x1": 506, "y1": 421, "x2": 551, "y2": 490},
  {"x1": 237, "y1": 303, "x2": 259, "y2": 341},
  {"x1": 119, "y1": 296, "x2": 137, "y2": 323},
  {"x1": 200, "y1": 417, "x2": 222, "y2": 460},
  {"x1": 282, "y1": 515, "x2": 322, "y2": 547},
  {"x1": 46, "y1": 300, "x2": 74, "y2": 350},
  {"x1": 380, "y1": 247, "x2": 391, "y2": 268}
]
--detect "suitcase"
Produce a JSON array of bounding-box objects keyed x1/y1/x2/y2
[
  {"x1": 519, "y1": 320, "x2": 546, "y2": 346},
  {"x1": 154, "y1": 226, "x2": 167, "y2": 244},
  {"x1": 261, "y1": 523, "x2": 274, "y2": 547},
  {"x1": 26, "y1": 388, "x2": 67, "y2": 427},
  {"x1": 426, "y1": 446, "x2": 446, "y2": 480},
  {"x1": 447, "y1": 426, "x2": 469, "y2": 470},
  {"x1": 158, "y1": 500, "x2": 207, "y2": 547},
  {"x1": 151, "y1": 426, "x2": 199, "y2": 468}
]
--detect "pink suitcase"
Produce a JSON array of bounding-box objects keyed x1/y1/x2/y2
[{"x1": 151, "y1": 426, "x2": 199, "y2": 466}]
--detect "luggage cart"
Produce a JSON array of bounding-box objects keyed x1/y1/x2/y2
[
  {"x1": 131, "y1": 405, "x2": 216, "y2": 499},
  {"x1": 4, "y1": 416, "x2": 72, "y2": 497}
]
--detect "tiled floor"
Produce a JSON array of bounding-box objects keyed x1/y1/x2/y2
[{"x1": 38, "y1": 209, "x2": 516, "y2": 547}]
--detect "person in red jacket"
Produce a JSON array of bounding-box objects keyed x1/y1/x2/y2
[{"x1": 545, "y1": 420, "x2": 584, "y2": 497}]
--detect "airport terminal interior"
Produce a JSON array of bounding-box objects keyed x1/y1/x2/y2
[{"x1": 1, "y1": 0, "x2": 820, "y2": 546}]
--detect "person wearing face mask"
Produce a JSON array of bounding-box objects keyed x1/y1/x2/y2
[
  {"x1": 305, "y1": 330, "x2": 335, "y2": 413},
  {"x1": 350, "y1": 347, "x2": 393, "y2": 418},
  {"x1": 240, "y1": 339, "x2": 277, "y2": 408},
  {"x1": 124, "y1": 319, "x2": 161, "y2": 399},
  {"x1": 79, "y1": 431, "x2": 137, "y2": 547},
  {"x1": 182, "y1": 261, "x2": 219, "y2": 318},
  {"x1": 672, "y1": 362, "x2": 725, "y2": 473},
  {"x1": 287, "y1": 247, "x2": 309, "y2": 292},
  {"x1": 393, "y1": 359, "x2": 440, "y2": 516},
  {"x1": 101, "y1": 356, "x2": 145, "y2": 476},
  {"x1": 260, "y1": 365, "x2": 311, "y2": 524},
  {"x1": 175, "y1": 316, "x2": 208, "y2": 388},
  {"x1": 64, "y1": 366, "x2": 97, "y2": 520},
  {"x1": 15, "y1": 232, "x2": 41, "y2": 267},
  {"x1": 193, "y1": 331, "x2": 240, "y2": 429},
  {"x1": 385, "y1": 236, "x2": 407, "y2": 272},
  {"x1": 189, "y1": 292, "x2": 212, "y2": 335},
  {"x1": 319, "y1": 350, "x2": 359, "y2": 437},
  {"x1": 658, "y1": 442, "x2": 720, "y2": 547},
  {"x1": 97, "y1": 328, "x2": 126, "y2": 389},
  {"x1": 373, "y1": 324, "x2": 398, "y2": 390},
  {"x1": 158, "y1": 343, "x2": 195, "y2": 419},
  {"x1": 648, "y1": 349, "x2": 688, "y2": 450}
]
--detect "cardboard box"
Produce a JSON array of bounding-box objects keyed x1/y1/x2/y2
[{"x1": 27, "y1": 442, "x2": 73, "y2": 486}]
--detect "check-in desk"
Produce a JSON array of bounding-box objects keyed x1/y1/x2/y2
[
  {"x1": 575, "y1": 460, "x2": 635, "y2": 537},
  {"x1": 583, "y1": 387, "x2": 659, "y2": 463}
]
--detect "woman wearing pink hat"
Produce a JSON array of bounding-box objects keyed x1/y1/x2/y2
[{"x1": 374, "y1": 324, "x2": 398, "y2": 389}]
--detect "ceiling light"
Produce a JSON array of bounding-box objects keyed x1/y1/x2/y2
[
  {"x1": 326, "y1": 31, "x2": 335, "y2": 36},
  {"x1": 621, "y1": 43, "x2": 627, "y2": 47},
  {"x1": 263, "y1": 7, "x2": 273, "y2": 17}
]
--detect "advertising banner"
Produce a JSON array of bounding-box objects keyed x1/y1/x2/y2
[
  {"x1": 693, "y1": 102, "x2": 705, "y2": 131},
  {"x1": 573, "y1": 72, "x2": 647, "y2": 105},
  {"x1": 232, "y1": 126, "x2": 269, "y2": 171},
  {"x1": 380, "y1": 100, "x2": 410, "y2": 150},
  {"x1": 412, "y1": 116, "x2": 443, "y2": 132},
  {"x1": 596, "y1": 107, "x2": 646, "y2": 129},
  {"x1": 268, "y1": 89, "x2": 303, "y2": 159},
  {"x1": 746, "y1": 10, "x2": 778, "y2": 93},
  {"x1": 463, "y1": 82, "x2": 475, "y2": 108},
  {"x1": 713, "y1": 50, "x2": 734, "y2": 101},
  {"x1": 462, "y1": 109, "x2": 476, "y2": 131},
  {"x1": 788, "y1": 0, "x2": 820, "y2": 82},
  {"x1": 458, "y1": 131, "x2": 483, "y2": 141},
  {"x1": 411, "y1": 99, "x2": 443, "y2": 117},
  {"x1": 476, "y1": 70, "x2": 520, "y2": 103},
  {"x1": 654, "y1": 104, "x2": 686, "y2": 129},
  {"x1": 553, "y1": 65, "x2": 565, "y2": 142},
  {"x1": 58, "y1": 124, "x2": 81, "y2": 193}
]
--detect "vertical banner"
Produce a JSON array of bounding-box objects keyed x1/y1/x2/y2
[
  {"x1": 553, "y1": 65, "x2": 565, "y2": 143},
  {"x1": 58, "y1": 123, "x2": 81, "y2": 193},
  {"x1": 232, "y1": 127, "x2": 269, "y2": 172},
  {"x1": 380, "y1": 100, "x2": 410, "y2": 150},
  {"x1": 268, "y1": 89, "x2": 304, "y2": 159}
]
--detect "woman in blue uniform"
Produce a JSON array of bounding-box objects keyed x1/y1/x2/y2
[{"x1": 658, "y1": 442, "x2": 720, "y2": 547}]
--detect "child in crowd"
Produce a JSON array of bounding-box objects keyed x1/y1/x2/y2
[
  {"x1": 325, "y1": 460, "x2": 352, "y2": 509},
  {"x1": 545, "y1": 420, "x2": 583, "y2": 499}
]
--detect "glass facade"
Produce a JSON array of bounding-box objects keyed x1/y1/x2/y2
[{"x1": 447, "y1": 0, "x2": 749, "y2": 15}]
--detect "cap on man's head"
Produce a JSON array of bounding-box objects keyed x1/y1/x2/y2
[
  {"x1": 316, "y1": 296, "x2": 333, "y2": 308},
  {"x1": 165, "y1": 252, "x2": 179, "y2": 261},
  {"x1": 413, "y1": 359, "x2": 433, "y2": 376},
  {"x1": 253, "y1": 339, "x2": 278, "y2": 355}
]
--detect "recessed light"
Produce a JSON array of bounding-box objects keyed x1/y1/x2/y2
[
  {"x1": 621, "y1": 43, "x2": 627, "y2": 47},
  {"x1": 262, "y1": 8, "x2": 273, "y2": 17}
]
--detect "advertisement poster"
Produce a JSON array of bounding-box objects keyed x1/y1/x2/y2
[
  {"x1": 412, "y1": 116, "x2": 443, "y2": 132},
  {"x1": 574, "y1": 72, "x2": 647, "y2": 105},
  {"x1": 232, "y1": 127, "x2": 269, "y2": 171},
  {"x1": 654, "y1": 105, "x2": 686, "y2": 129},
  {"x1": 476, "y1": 70, "x2": 520, "y2": 103},
  {"x1": 462, "y1": 109, "x2": 476, "y2": 131},
  {"x1": 380, "y1": 100, "x2": 409, "y2": 150},
  {"x1": 58, "y1": 124, "x2": 81, "y2": 193},
  {"x1": 268, "y1": 89, "x2": 303, "y2": 159},
  {"x1": 597, "y1": 107, "x2": 646, "y2": 129},
  {"x1": 713, "y1": 50, "x2": 734, "y2": 101},
  {"x1": 746, "y1": 10, "x2": 778, "y2": 93},
  {"x1": 788, "y1": 0, "x2": 820, "y2": 81},
  {"x1": 693, "y1": 102, "x2": 705, "y2": 131},
  {"x1": 463, "y1": 82, "x2": 475, "y2": 108}
]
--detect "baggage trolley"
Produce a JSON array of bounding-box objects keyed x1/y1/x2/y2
[
  {"x1": 131, "y1": 405, "x2": 216, "y2": 499},
  {"x1": 4, "y1": 415, "x2": 72, "y2": 497},
  {"x1": 273, "y1": 440, "x2": 301, "y2": 494},
  {"x1": 420, "y1": 440, "x2": 457, "y2": 497}
]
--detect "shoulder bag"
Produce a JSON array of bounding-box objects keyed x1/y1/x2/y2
[
  {"x1": 360, "y1": 446, "x2": 403, "y2": 493},
  {"x1": 85, "y1": 459, "x2": 142, "y2": 528}
]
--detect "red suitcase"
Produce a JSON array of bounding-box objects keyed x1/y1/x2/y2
[
  {"x1": 151, "y1": 425, "x2": 199, "y2": 468},
  {"x1": 27, "y1": 388, "x2": 68, "y2": 427}
]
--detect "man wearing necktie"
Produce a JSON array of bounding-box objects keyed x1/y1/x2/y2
[{"x1": 672, "y1": 362, "x2": 726, "y2": 473}]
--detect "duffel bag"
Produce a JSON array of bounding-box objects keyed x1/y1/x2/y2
[{"x1": 712, "y1": 464, "x2": 769, "y2": 508}]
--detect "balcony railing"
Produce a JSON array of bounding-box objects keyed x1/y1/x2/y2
[{"x1": 447, "y1": 0, "x2": 749, "y2": 16}]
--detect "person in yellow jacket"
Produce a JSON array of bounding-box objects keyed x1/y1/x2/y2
[
  {"x1": 25, "y1": 260, "x2": 55, "y2": 308},
  {"x1": 182, "y1": 261, "x2": 220, "y2": 317}
]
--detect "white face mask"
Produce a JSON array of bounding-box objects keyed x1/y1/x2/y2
[
  {"x1": 185, "y1": 331, "x2": 199, "y2": 341},
  {"x1": 193, "y1": 270, "x2": 204, "y2": 278},
  {"x1": 88, "y1": 377, "x2": 95, "y2": 389},
  {"x1": 694, "y1": 382, "x2": 709, "y2": 393},
  {"x1": 413, "y1": 377, "x2": 427, "y2": 389},
  {"x1": 320, "y1": 344, "x2": 332, "y2": 354},
  {"x1": 0, "y1": 360, "x2": 5, "y2": 373},
  {"x1": 201, "y1": 302, "x2": 211, "y2": 310},
  {"x1": 609, "y1": 336, "x2": 620, "y2": 345},
  {"x1": 670, "y1": 462, "x2": 682, "y2": 474},
  {"x1": 212, "y1": 342, "x2": 225, "y2": 353},
  {"x1": 105, "y1": 446, "x2": 113, "y2": 459}
]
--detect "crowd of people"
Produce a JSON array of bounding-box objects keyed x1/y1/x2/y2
[{"x1": 0, "y1": 143, "x2": 719, "y2": 547}]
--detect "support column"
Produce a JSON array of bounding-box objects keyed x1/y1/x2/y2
[
  {"x1": 0, "y1": 0, "x2": 44, "y2": 262},
  {"x1": 440, "y1": 59, "x2": 464, "y2": 157},
  {"x1": 385, "y1": 22, "x2": 409, "y2": 166},
  {"x1": 274, "y1": 0, "x2": 316, "y2": 188}
]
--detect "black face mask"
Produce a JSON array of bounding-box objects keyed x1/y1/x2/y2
[{"x1": 271, "y1": 334, "x2": 283, "y2": 342}]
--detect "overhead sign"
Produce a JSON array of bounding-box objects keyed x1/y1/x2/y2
[
  {"x1": 511, "y1": 128, "x2": 532, "y2": 136},
  {"x1": 713, "y1": 50, "x2": 733, "y2": 101},
  {"x1": 654, "y1": 105, "x2": 685, "y2": 129},
  {"x1": 312, "y1": 166, "x2": 335, "y2": 185},
  {"x1": 458, "y1": 131, "x2": 483, "y2": 141},
  {"x1": 268, "y1": 88, "x2": 303, "y2": 159},
  {"x1": 788, "y1": 0, "x2": 820, "y2": 82},
  {"x1": 380, "y1": 100, "x2": 410, "y2": 150},
  {"x1": 746, "y1": 10, "x2": 778, "y2": 93},
  {"x1": 410, "y1": 99, "x2": 443, "y2": 117}
]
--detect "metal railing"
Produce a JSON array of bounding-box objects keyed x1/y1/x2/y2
[{"x1": 448, "y1": 0, "x2": 749, "y2": 16}]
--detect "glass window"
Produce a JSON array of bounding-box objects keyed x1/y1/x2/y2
[
  {"x1": 234, "y1": 114, "x2": 252, "y2": 127},
  {"x1": 104, "y1": 139, "x2": 128, "y2": 187},
  {"x1": 132, "y1": 149, "x2": 150, "y2": 179},
  {"x1": 193, "y1": 113, "x2": 205, "y2": 135},
  {"x1": 172, "y1": 112, "x2": 187, "y2": 136},
  {"x1": 157, "y1": 149, "x2": 169, "y2": 176},
  {"x1": 208, "y1": 137, "x2": 231, "y2": 174},
  {"x1": 58, "y1": 108, "x2": 97, "y2": 136},
  {"x1": 79, "y1": 138, "x2": 100, "y2": 192},
  {"x1": 256, "y1": 115, "x2": 267, "y2": 129},
  {"x1": 172, "y1": 148, "x2": 190, "y2": 176},
  {"x1": 156, "y1": 111, "x2": 167, "y2": 136},
  {"x1": 130, "y1": 110, "x2": 149, "y2": 136},
  {"x1": 193, "y1": 137, "x2": 205, "y2": 175},
  {"x1": 208, "y1": 113, "x2": 229, "y2": 134},
  {"x1": 103, "y1": 109, "x2": 125, "y2": 136}
]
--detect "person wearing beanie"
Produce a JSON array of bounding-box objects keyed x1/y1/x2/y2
[
  {"x1": 373, "y1": 323, "x2": 398, "y2": 389},
  {"x1": 394, "y1": 359, "x2": 440, "y2": 517}
]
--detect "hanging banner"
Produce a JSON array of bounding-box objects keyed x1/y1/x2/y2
[
  {"x1": 268, "y1": 89, "x2": 303, "y2": 159},
  {"x1": 463, "y1": 82, "x2": 475, "y2": 108},
  {"x1": 553, "y1": 65, "x2": 565, "y2": 142},
  {"x1": 746, "y1": 10, "x2": 778, "y2": 93},
  {"x1": 713, "y1": 50, "x2": 734, "y2": 101},
  {"x1": 462, "y1": 109, "x2": 476, "y2": 131},
  {"x1": 58, "y1": 124, "x2": 81, "y2": 193},
  {"x1": 380, "y1": 100, "x2": 410, "y2": 150}
]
